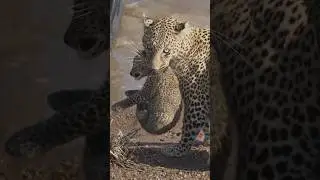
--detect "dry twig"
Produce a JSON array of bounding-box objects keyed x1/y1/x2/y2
[{"x1": 110, "y1": 128, "x2": 141, "y2": 169}]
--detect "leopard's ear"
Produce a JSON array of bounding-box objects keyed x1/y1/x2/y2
[
  {"x1": 142, "y1": 13, "x2": 154, "y2": 27},
  {"x1": 174, "y1": 21, "x2": 190, "y2": 33}
]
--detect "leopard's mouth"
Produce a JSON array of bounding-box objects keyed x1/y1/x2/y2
[
  {"x1": 134, "y1": 76, "x2": 143, "y2": 80},
  {"x1": 134, "y1": 73, "x2": 149, "y2": 80}
]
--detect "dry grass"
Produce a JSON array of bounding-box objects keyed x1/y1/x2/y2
[
  {"x1": 110, "y1": 128, "x2": 142, "y2": 169},
  {"x1": 109, "y1": 126, "x2": 175, "y2": 173}
]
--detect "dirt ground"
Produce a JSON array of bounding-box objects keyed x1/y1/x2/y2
[
  {"x1": 110, "y1": 0, "x2": 211, "y2": 179},
  {"x1": 110, "y1": 107, "x2": 210, "y2": 180}
]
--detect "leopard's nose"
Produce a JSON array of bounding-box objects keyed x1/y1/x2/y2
[{"x1": 130, "y1": 71, "x2": 141, "y2": 78}]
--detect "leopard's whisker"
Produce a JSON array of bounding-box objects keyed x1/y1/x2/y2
[
  {"x1": 136, "y1": 50, "x2": 145, "y2": 57},
  {"x1": 70, "y1": 7, "x2": 92, "y2": 14},
  {"x1": 124, "y1": 42, "x2": 143, "y2": 55},
  {"x1": 214, "y1": 34, "x2": 246, "y2": 61},
  {"x1": 212, "y1": 30, "x2": 243, "y2": 47},
  {"x1": 124, "y1": 55, "x2": 144, "y2": 62},
  {"x1": 70, "y1": 2, "x2": 88, "y2": 8},
  {"x1": 73, "y1": 12, "x2": 93, "y2": 19},
  {"x1": 70, "y1": 3, "x2": 93, "y2": 13},
  {"x1": 121, "y1": 44, "x2": 137, "y2": 55},
  {"x1": 214, "y1": 34, "x2": 255, "y2": 71},
  {"x1": 127, "y1": 41, "x2": 142, "y2": 54},
  {"x1": 126, "y1": 48, "x2": 139, "y2": 55},
  {"x1": 133, "y1": 59, "x2": 143, "y2": 62},
  {"x1": 128, "y1": 44, "x2": 140, "y2": 54},
  {"x1": 124, "y1": 56, "x2": 137, "y2": 61},
  {"x1": 70, "y1": 1, "x2": 106, "y2": 15},
  {"x1": 70, "y1": 2, "x2": 106, "y2": 9}
]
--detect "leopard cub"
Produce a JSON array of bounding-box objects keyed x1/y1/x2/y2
[{"x1": 111, "y1": 54, "x2": 182, "y2": 134}]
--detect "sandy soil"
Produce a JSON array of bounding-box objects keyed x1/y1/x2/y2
[
  {"x1": 110, "y1": 0, "x2": 211, "y2": 179},
  {"x1": 110, "y1": 107, "x2": 210, "y2": 180}
]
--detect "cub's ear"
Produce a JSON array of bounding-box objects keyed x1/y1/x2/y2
[
  {"x1": 142, "y1": 13, "x2": 154, "y2": 27},
  {"x1": 174, "y1": 21, "x2": 190, "y2": 33}
]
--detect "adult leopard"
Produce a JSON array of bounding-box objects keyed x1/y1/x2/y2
[
  {"x1": 111, "y1": 54, "x2": 183, "y2": 135},
  {"x1": 142, "y1": 3, "x2": 320, "y2": 180},
  {"x1": 140, "y1": 15, "x2": 221, "y2": 158}
]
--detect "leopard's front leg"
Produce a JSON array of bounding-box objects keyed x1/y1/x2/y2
[
  {"x1": 161, "y1": 73, "x2": 211, "y2": 157},
  {"x1": 161, "y1": 108, "x2": 210, "y2": 157}
]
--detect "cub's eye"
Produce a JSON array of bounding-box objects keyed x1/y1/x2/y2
[{"x1": 163, "y1": 48, "x2": 170, "y2": 54}]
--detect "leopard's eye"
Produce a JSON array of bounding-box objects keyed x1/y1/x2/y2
[{"x1": 163, "y1": 48, "x2": 170, "y2": 54}]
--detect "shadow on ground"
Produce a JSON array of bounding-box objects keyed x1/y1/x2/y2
[
  {"x1": 131, "y1": 142, "x2": 209, "y2": 171},
  {"x1": 110, "y1": 106, "x2": 211, "y2": 179}
]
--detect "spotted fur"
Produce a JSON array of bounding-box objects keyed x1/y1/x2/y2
[{"x1": 210, "y1": 1, "x2": 320, "y2": 179}]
